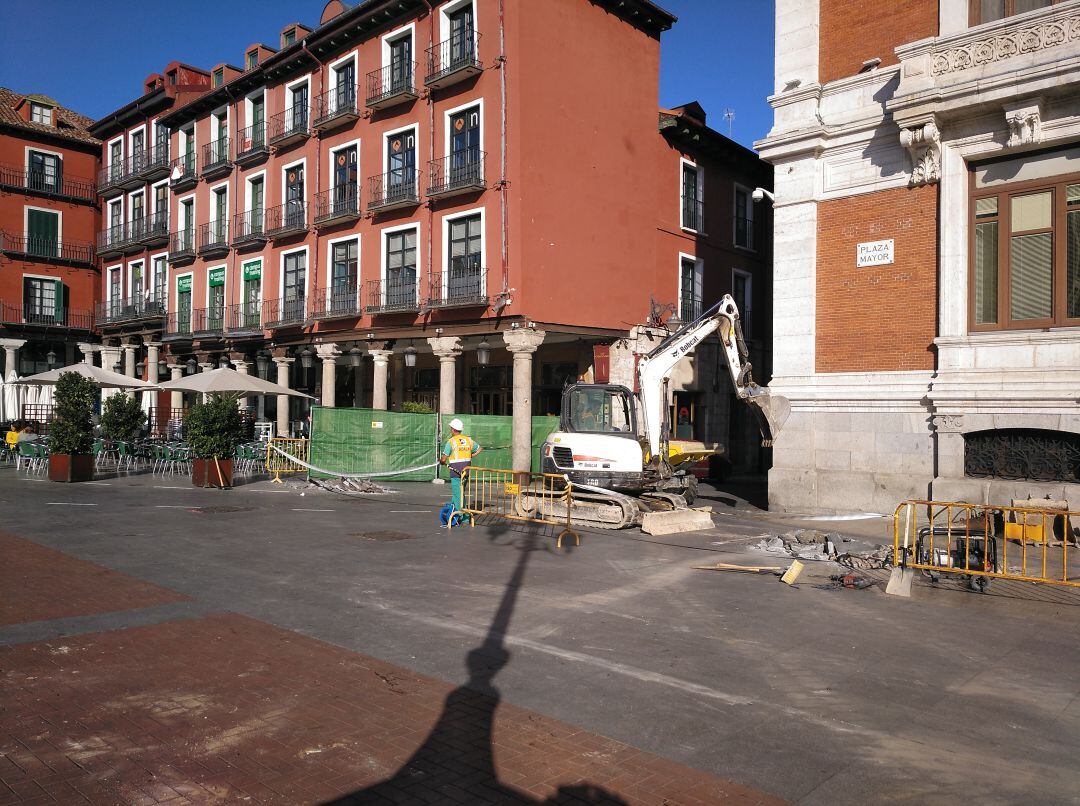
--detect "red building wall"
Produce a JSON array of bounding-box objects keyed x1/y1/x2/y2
[{"x1": 818, "y1": 0, "x2": 938, "y2": 84}]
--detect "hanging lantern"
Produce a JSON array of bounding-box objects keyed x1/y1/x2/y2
[
  {"x1": 256, "y1": 352, "x2": 269, "y2": 377},
  {"x1": 300, "y1": 348, "x2": 314, "y2": 369},
  {"x1": 476, "y1": 340, "x2": 491, "y2": 366},
  {"x1": 46, "y1": 350, "x2": 57, "y2": 369},
  {"x1": 136, "y1": 359, "x2": 146, "y2": 377},
  {"x1": 157, "y1": 359, "x2": 167, "y2": 380},
  {"x1": 185, "y1": 358, "x2": 197, "y2": 374},
  {"x1": 349, "y1": 348, "x2": 362, "y2": 368},
  {"x1": 219, "y1": 355, "x2": 231, "y2": 369},
  {"x1": 404, "y1": 345, "x2": 417, "y2": 368}
]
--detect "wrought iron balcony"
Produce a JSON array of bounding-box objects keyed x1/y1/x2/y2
[
  {"x1": 164, "y1": 310, "x2": 193, "y2": 340},
  {"x1": 365, "y1": 277, "x2": 418, "y2": 314},
  {"x1": 734, "y1": 216, "x2": 754, "y2": 250},
  {"x1": 169, "y1": 154, "x2": 198, "y2": 190},
  {"x1": 167, "y1": 229, "x2": 196, "y2": 264},
  {"x1": 116, "y1": 154, "x2": 144, "y2": 192},
  {"x1": 235, "y1": 123, "x2": 269, "y2": 166},
  {"x1": 313, "y1": 185, "x2": 360, "y2": 226},
  {"x1": 427, "y1": 150, "x2": 485, "y2": 199},
  {"x1": 313, "y1": 85, "x2": 359, "y2": 132},
  {"x1": 232, "y1": 209, "x2": 268, "y2": 248},
  {"x1": 97, "y1": 161, "x2": 130, "y2": 197},
  {"x1": 0, "y1": 301, "x2": 92, "y2": 331},
  {"x1": 426, "y1": 31, "x2": 482, "y2": 90},
  {"x1": 366, "y1": 61, "x2": 419, "y2": 110},
  {"x1": 197, "y1": 221, "x2": 230, "y2": 257},
  {"x1": 0, "y1": 163, "x2": 96, "y2": 203},
  {"x1": 227, "y1": 301, "x2": 263, "y2": 335},
  {"x1": 192, "y1": 305, "x2": 227, "y2": 338},
  {"x1": 137, "y1": 143, "x2": 171, "y2": 180},
  {"x1": 1, "y1": 231, "x2": 94, "y2": 267},
  {"x1": 268, "y1": 107, "x2": 309, "y2": 148},
  {"x1": 681, "y1": 196, "x2": 704, "y2": 233},
  {"x1": 264, "y1": 201, "x2": 308, "y2": 239},
  {"x1": 426, "y1": 263, "x2": 487, "y2": 309},
  {"x1": 262, "y1": 296, "x2": 308, "y2": 328},
  {"x1": 201, "y1": 138, "x2": 232, "y2": 178},
  {"x1": 95, "y1": 294, "x2": 167, "y2": 326},
  {"x1": 97, "y1": 223, "x2": 131, "y2": 258},
  {"x1": 368, "y1": 169, "x2": 420, "y2": 212},
  {"x1": 311, "y1": 286, "x2": 360, "y2": 320},
  {"x1": 135, "y1": 211, "x2": 170, "y2": 246}
]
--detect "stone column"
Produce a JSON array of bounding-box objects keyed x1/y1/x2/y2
[
  {"x1": 0, "y1": 338, "x2": 25, "y2": 379},
  {"x1": 167, "y1": 364, "x2": 184, "y2": 412},
  {"x1": 76, "y1": 342, "x2": 98, "y2": 365},
  {"x1": 503, "y1": 329, "x2": 545, "y2": 473},
  {"x1": 316, "y1": 344, "x2": 341, "y2": 408},
  {"x1": 144, "y1": 342, "x2": 160, "y2": 381},
  {"x1": 427, "y1": 336, "x2": 462, "y2": 415},
  {"x1": 273, "y1": 357, "x2": 295, "y2": 437},
  {"x1": 100, "y1": 343, "x2": 123, "y2": 380},
  {"x1": 391, "y1": 353, "x2": 405, "y2": 411},
  {"x1": 369, "y1": 345, "x2": 392, "y2": 411},
  {"x1": 123, "y1": 341, "x2": 138, "y2": 382},
  {"x1": 231, "y1": 354, "x2": 251, "y2": 411}
]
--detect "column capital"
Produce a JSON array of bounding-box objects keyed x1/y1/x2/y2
[
  {"x1": 315, "y1": 343, "x2": 342, "y2": 361},
  {"x1": 502, "y1": 328, "x2": 546, "y2": 355},
  {"x1": 76, "y1": 343, "x2": 99, "y2": 363},
  {"x1": 143, "y1": 341, "x2": 162, "y2": 350},
  {"x1": 369, "y1": 349, "x2": 393, "y2": 364},
  {"x1": 427, "y1": 335, "x2": 462, "y2": 359},
  {"x1": 166, "y1": 363, "x2": 184, "y2": 371},
  {"x1": 272, "y1": 356, "x2": 296, "y2": 367},
  {"x1": 197, "y1": 363, "x2": 215, "y2": 372},
  {"x1": 0, "y1": 338, "x2": 27, "y2": 350},
  {"x1": 232, "y1": 360, "x2": 252, "y2": 370},
  {"x1": 367, "y1": 340, "x2": 392, "y2": 353}
]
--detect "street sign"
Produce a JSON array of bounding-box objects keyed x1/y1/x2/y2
[{"x1": 856, "y1": 239, "x2": 894, "y2": 267}]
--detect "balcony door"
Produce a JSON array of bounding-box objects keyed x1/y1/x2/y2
[
  {"x1": 335, "y1": 62, "x2": 355, "y2": 109},
  {"x1": 213, "y1": 189, "x2": 227, "y2": 241},
  {"x1": 387, "y1": 131, "x2": 415, "y2": 199},
  {"x1": 249, "y1": 177, "x2": 264, "y2": 235},
  {"x1": 24, "y1": 278, "x2": 61, "y2": 325},
  {"x1": 283, "y1": 250, "x2": 306, "y2": 320},
  {"x1": 28, "y1": 150, "x2": 61, "y2": 193},
  {"x1": 181, "y1": 200, "x2": 194, "y2": 248},
  {"x1": 109, "y1": 268, "x2": 122, "y2": 316},
  {"x1": 208, "y1": 268, "x2": 225, "y2": 329},
  {"x1": 153, "y1": 184, "x2": 168, "y2": 233},
  {"x1": 386, "y1": 229, "x2": 416, "y2": 307},
  {"x1": 390, "y1": 36, "x2": 412, "y2": 91},
  {"x1": 131, "y1": 130, "x2": 145, "y2": 172},
  {"x1": 290, "y1": 84, "x2": 308, "y2": 132},
  {"x1": 448, "y1": 214, "x2": 482, "y2": 300},
  {"x1": 130, "y1": 263, "x2": 143, "y2": 303},
  {"x1": 109, "y1": 140, "x2": 122, "y2": 180},
  {"x1": 152, "y1": 255, "x2": 167, "y2": 307},
  {"x1": 155, "y1": 123, "x2": 169, "y2": 160},
  {"x1": 286, "y1": 166, "x2": 305, "y2": 228},
  {"x1": 334, "y1": 146, "x2": 357, "y2": 213},
  {"x1": 331, "y1": 239, "x2": 358, "y2": 312},
  {"x1": 450, "y1": 106, "x2": 480, "y2": 183},
  {"x1": 448, "y1": 3, "x2": 475, "y2": 66},
  {"x1": 27, "y1": 208, "x2": 58, "y2": 258},
  {"x1": 251, "y1": 95, "x2": 265, "y2": 146},
  {"x1": 130, "y1": 192, "x2": 145, "y2": 238}
]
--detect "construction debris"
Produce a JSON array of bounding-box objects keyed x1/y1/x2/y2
[
  {"x1": 749, "y1": 530, "x2": 894, "y2": 569},
  {"x1": 780, "y1": 560, "x2": 805, "y2": 585},
  {"x1": 308, "y1": 477, "x2": 392, "y2": 496},
  {"x1": 693, "y1": 561, "x2": 787, "y2": 574},
  {"x1": 640, "y1": 508, "x2": 714, "y2": 535}
]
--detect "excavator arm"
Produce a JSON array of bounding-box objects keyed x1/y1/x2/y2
[{"x1": 637, "y1": 295, "x2": 790, "y2": 459}]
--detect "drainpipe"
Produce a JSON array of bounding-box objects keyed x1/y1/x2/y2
[{"x1": 422, "y1": 0, "x2": 435, "y2": 316}]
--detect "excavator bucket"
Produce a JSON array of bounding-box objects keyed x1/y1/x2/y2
[{"x1": 747, "y1": 392, "x2": 790, "y2": 447}]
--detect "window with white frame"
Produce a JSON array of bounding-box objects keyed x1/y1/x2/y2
[
  {"x1": 151, "y1": 255, "x2": 167, "y2": 305},
  {"x1": 385, "y1": 228, "x2": 417, "y2": 307},
  {"x1": 734, "y1": 186, "x2": 754, "y2": 249},
  {"x1": 330, "y1": 239, "x2": 359, "y2": 311},
  {"x1": 24, "y1": 276, "x2": 61, "y2": 323},
  {"x1": 30, "y1": 103, "x2": 53, "y2": 126},
  {"x1": 679, "y1": 256, "x2": 703, "y2": 322},
  {"x1": 27, "y1": 150, "x2": 61, "y2": 193},
  {"x1": 447, "y1": 213, "x2": 483, "y2": 302},
  {"x1": 681, "y1": 162, "x2": 704, "y2": 232}
]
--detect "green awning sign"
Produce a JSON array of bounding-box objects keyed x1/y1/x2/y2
[
  {"x1": 243, "y1": 261, "x2": 262, "y2": 281},
  {"x1": 176, "y1": 275, "x2": 192, "y2": 293},
  {"x1": 208, "y1": 267, "x2": 225, "y2": 287}
]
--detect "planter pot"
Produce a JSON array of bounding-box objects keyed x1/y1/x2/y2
[
  {"x1": 48, "y1": 454, "x2": 95, "y2": 483},
  {"x1": 192, "y1": 457, "x2": 233, "y2": 488}
]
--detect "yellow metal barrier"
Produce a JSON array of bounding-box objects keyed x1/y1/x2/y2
[
  {"x1": 893, "y1": 500, "x2": 1079, "y2": 591},
  {"x1": 267, "y1": 438, "x2": 309, "y2": 483},
  {"x1": 457, "y1": 467, "x2": 581, "y2": 549}
]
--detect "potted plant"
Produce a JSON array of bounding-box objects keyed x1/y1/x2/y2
[
  {"x1": 185, "y1": 394, "x2": 242, "y2": 488},
  {"x1": 48, "y1": 371, "x2": 96, "y2": 483},
  {"x1": 100, "y1": 392, "x2": 146, "y2": 443}
]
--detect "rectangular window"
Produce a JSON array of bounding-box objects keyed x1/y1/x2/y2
[
  {"x1": 152, "y1": 255, "x2": 167, "y2": 303},
  {"x1": 109, "y1": 140, "x2": 123, "y2": 180},
  {"x1": 335, "y1": 61, "x2": 356, "y2": 107},
  {"x1": 971, "y1": 0, "x2": 1056, "y2": 25},
  {"x1": 448, "y1": 214, "x2": 482, "y2": 300},
  {"x1": 109, "y1": 268, "x2": 122, "y2": 310},
  {"x1": 331, "y1": 240, "x2": 359, "y2": 313},
  {"x1": 250, "y1": 176, "x2": 264, "y2": 217},
  {"x1": 734, "y1": 187, "x2": 754, "y2": 249},
  {"x1": 385, "y1": 229, "x2": 417, "y2": 307},
  {"x1": 212, "y1": 188, "x2": 227, "y2": 241},
  {"x1": 681, "y1": 163, "x2": 702, "y2": 231},
  {"x1": 24, "y1": 277, "x2": 61, "y2": 323},
  {"x1": 177, "y1": 277, "x2": 192, "y2": 333},
  {"x1": 243, "y1": 260, "x2": 262, "y2": 326},
  {"x1": 386, "y1": 130, "x2": 416, "y2": 199},
  {"x1": 130, "y1": 262, "x2": 144, "y2": 300},
  {"x1": 130, "y1": 192, "x2": 145, "y2": 239},
  {"x1": 131, "y1": 130, "x2": 145, "y2": 170},
  {"x1": 26, "y1": 208, "x2": 59, "y2": 258},
  {"x1": 970, "y1": 175, "x2": 1080, "y2": 329},
  {"x1": 30, "y1": 103, "x2": 53, "y2": 126},
  {"x1": 283, "y1": 28, "x2": 296, "y2": 46},
  {"x1": 208, "y1": 268, "x2": 225, "y2": 329},
  {"x1": 27, "y1": 150, "x2": 61, "y2": 193},
  {"x1": 290, "y1": 83, "x2": 308, "y2": 131},
  {"x1": 390, "y1": 35, "x2": 413, "y2": 90},
  {"x1": 284, "y1": 251, "x2": 306, "y2": 299},
  {"x1": 247, "y1": 50, "x2": 258, "y2": 70},
  {"x1": 448, "y1": 3, "x2": 475, "y2": 65},
  {"x1": 212, "y1": 68, "x2": 224, "y2": 87},
  {"x1": 679, "y1": 257, "x2": 702, "y2": 322}
]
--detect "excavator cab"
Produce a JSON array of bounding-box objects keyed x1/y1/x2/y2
[{"x1": 560, "y1": 385, "x2": 638, "y2": 438}]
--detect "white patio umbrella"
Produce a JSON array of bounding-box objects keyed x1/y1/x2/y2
[
  {"x1": 154, "y1": 366, "x2": 313, "y2": 399},
  {"x1": 4, "y1": 370, "x2": 24, "y2": 421},
  {"x1": 13, "y1": 363, "x2": 155, "y2": 389}
]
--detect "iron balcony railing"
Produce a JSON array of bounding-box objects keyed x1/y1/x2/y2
[
  {"x1": 96, "y1": 294, "x2": 167, "y2": 325},
  {"x1": 137, "y1": 143, "x2": 171, "y2": 179},
  {"x1": 235, "y1": 123, "x2": 269, "y2": 164},
  {"x1": 313, "y1": 184, "x2": 360, "y2": 224},
  {"x1": 313, "y1": 84, "x2": 359, "y2": 130},
  {"x1": 1, "y1": 231, "x2": 94, "y2": 266},
  {"x1": 734, "y1": 216, "x2": 754, "y2": 249},
  {"x1": 426, "y1": 30, "x2": 482, "y2": 88},
  {"x1": 427, "y1": 149, "x2": 485, "y2": 197},
  {"x1": 682, "y1": 196, "x2": 705, "y2": 232},
  {"x1": 201, "y1": 137, "x2": 231, "y2": 177},
  {"x1": 312, "y1": 286, "x2": 360, "y2": 319},
  {"x1": 98, "y1": 159, "x2": 134, "y2": 195},
  {"x1": 365, "y1": 276, "x2": 418, "y2": 313},
  {"x1": 167, "y1": 228, "x2": 196, "y2": 262},
  {"x1": 0, "y1": 163, "x2": 96, "y2": 202},
  {"x1": 0, "y1": 301, "x2": 92, "y2": 330},
  {"x1": 262, "y1": 296, "x2": 308, "y2": 328},
  {"x1": 97, "y1": 223, "x2": 130, "y2": 255},
  {"x1": 169, "y1": 153, "x2": 198, "y2": 189},
  {"x1": 368, "y1": 169, "x2": 419, "y2": 211},
  {"x1": 227, "y1": 301, "x2": 263, "y2": 333},
  {"x1": 232, "y1": 209, "x2": 267, "y2": 245},
  {"x1": 268, "y1": 106, "x2": 309, "y2": 147},
  {"x1": 427, "y1": 262, "x2": 487, "y2": 309},
  {"x1": 366, "y1": 61, "x2": 418, "y2": 108},
  {"x1": 164, "y1": 310, "x2": 193, "y2": 339},
  {"x1": 198, "y1": 221, "x2": 230, "y2": 255},
  {"x1": 192, "y1": 305, "x2": 227, "y2": 336},
  {"x1": 265, "y1": 201, "x2": 308, "y2": 238},
  {"x1": 135, "y1": 211, "x2": 170, "y2": 245}
]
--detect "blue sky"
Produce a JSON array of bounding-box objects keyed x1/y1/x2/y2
[{"x1": 0, "y1": 0, "x2": 774, "y2": 149}]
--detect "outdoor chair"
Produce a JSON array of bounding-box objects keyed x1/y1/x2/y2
[{"x1": 16, "y1": 441, "x2": 37, "y2": 473}]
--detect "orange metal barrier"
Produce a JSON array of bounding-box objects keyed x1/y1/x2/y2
[
  {"x1": 457, "y1": 467, "x2": 580, "y2": 548},
  {"x1": 267, "y1": 438, "x2": 309, "y2": 482},
  {"x1": 893, "y1": 500, "x2": 1079, "y2": 591}
]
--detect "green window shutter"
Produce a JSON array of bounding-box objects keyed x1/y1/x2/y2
[
  {"x1": 27, "y1": 209, "x2": 59, "y2": 257},
  {"x1": 54, "y1": 279, "x2": 64, "y2": 321}
]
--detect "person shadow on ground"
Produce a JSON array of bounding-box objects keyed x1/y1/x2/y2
[{"x1": 329, "y1": 527, "x2": 627, "y2": 805}]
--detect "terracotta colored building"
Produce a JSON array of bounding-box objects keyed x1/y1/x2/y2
[
  {"x1": 758, "y1": 0, "x2": 1080, "y2": 512},
  {"x1": 91, "y1": 0, "x2": 772, "y2": 472},
  {"x1": 0, "y1": 88, "x2": 99, "y2": 380}
]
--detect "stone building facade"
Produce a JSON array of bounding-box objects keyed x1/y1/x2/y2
[{"x1": 758, "y1": 0, "x2": 1080, "y2": 513}]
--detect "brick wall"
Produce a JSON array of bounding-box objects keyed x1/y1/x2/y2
[
  {"x1": 816, "y1": 184, "x2": 938, "y2": 373},
  {"x1": 818, "y1": 0, "x2": 938, "y2": 84}
]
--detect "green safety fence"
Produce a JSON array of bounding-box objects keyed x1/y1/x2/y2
[{"x1": 308, "y1": 408, "x2": 561, "y2": 480}]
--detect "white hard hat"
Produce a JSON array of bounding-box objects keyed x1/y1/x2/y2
[{"x1": 449, "y1": 418, "x2": 464, "y2": 431}]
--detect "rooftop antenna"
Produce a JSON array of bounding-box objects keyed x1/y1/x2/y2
[{"x1": 723, "y1": 108, "x2": 735, "y2": 139}]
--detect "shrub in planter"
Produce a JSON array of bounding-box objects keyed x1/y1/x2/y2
[
  {"x1": 185, "y1": 394, "x2": 243, "y2": 488},
  {"x1": 403, "y1": 401, "x2": 434, "y2": 414},
  {"x1": 48, "y1": 372, "x2": 96, "y2": 483},
  {"x1": 101, "y1": 392, "x2": 146, "y2": 442}
]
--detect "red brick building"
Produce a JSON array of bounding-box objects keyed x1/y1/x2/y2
[
  {"x1": 0, "y1": 88, "x2": 99, "y2": 380},
  {"x1": 759, "y1": 0, "x2": 1080, "y2": 512},
  {"x1": 90, "y1": 0, "x2": 772, "y2": 471}
]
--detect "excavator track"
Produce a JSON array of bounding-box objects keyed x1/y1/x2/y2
[{"x1": 518, "y1": 483, "x2": 692, "y2": 531}]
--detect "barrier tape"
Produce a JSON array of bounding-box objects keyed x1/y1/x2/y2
[{"x1": 268, "y1": 442, "x2": 439, "y2": 480}]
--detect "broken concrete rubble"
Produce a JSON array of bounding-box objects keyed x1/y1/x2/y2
[{"x1": 749, "y1": 530, "x2": 893, "y2": 569}]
